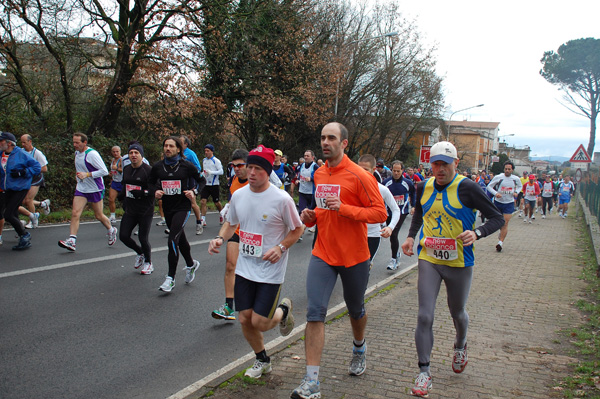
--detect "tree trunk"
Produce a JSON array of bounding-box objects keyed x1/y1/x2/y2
[
  {"x1": 85, "y1": 43, "x2": 134, "y2": 138},
  {"x1": 587, "y1": 106, "x2": 597, "y2": 158}
]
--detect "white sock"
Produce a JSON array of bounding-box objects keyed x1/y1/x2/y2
[
  {"x1": 498, "y1": 241, "x2": 503, "y2": 246},
  {"x1": 306, "y1": 365, "x2": 319, "y2": 381},
  {"x1": 110, "y1": 213, "x2": 116, "y2": 219}
]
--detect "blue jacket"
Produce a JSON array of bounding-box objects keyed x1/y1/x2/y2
[{"x1": 1, "y1": 146, "x2": 42, "y2": 191}]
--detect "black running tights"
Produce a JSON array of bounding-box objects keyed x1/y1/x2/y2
[
  {"x1": 119, "y1": 212, "x2": 153, "y2": 262},
  {"x1": 166, "y1": 210, "x2": 193, "y2": 278}
]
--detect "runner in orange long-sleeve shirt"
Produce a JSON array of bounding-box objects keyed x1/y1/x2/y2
[{"x1": 291, "y1": 122, "x2": 387, "y2": 399}]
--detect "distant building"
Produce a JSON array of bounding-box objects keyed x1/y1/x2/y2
[
  {"x1": 438, "y1": 120, "x2": 500, "y2": 172},
  {"x1": 498, "y1": 142, "x2": 532, "y2": 175}
]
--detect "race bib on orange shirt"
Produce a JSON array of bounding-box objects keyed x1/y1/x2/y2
[
  {"x1": 314, "y1": 184, "x2": 341, "y2": 209},
  {"x1": 239, "y1": 230, "x2": 263, "y2": 257},
  {"x1": 126, "y1": 184, "x2": 142, "y2": 198},
  {"x1": 161, "y1": 180, "x2": 182, "y2": 195},
  {"x1": 424, "y1": 237, "x2": 458, "y2": 261}
]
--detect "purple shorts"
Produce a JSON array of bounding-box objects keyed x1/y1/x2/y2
[{"x1": 75, "y1": 190, "x2": 104, "y2": 203}]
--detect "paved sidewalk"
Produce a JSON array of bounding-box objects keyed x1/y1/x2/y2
[{"x1": 201, "y1": 210, "x2": 586, "y2": 398}]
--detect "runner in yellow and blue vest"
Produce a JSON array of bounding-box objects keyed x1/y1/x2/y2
[{"x1": 401, "y1": 141, "x2": 504, "y2": 397}]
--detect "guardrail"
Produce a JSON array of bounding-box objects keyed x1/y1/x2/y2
[{"x1": 580, "y1": 180, "x2": 600, "y2": 225}]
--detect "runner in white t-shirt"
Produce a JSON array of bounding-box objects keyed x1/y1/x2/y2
[
  {"x1": 17, "y1": 134, "x2": 50, "y2": 228},
  {"x1": 486, "y1": 161, "x2": 522, "y2": 252},
  {"x1": 208, "y1": 145, "x2": 304, "y2": 380}
]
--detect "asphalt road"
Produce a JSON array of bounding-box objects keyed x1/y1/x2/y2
[{"x1": 0, "y1": 212, "x2": 413, "y2": 399}]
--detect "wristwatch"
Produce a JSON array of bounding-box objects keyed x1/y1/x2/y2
[
  {"x1": 474, "y1": 228, "x2": 482, "y2": 240},
  {"x1": 278, "y1": 243, "x2": 287, "y2": 253}
]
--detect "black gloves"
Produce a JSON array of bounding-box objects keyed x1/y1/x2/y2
[
  {"x1": 130, "y1": 190, "x2": 144, "y2": 199},
  {"x1": 10, "y1": 169, "x2": 26, "y2": 178}
]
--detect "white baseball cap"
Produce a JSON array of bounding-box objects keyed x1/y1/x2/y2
[{"x1": 430, "y1": 141, "x2": 458, "y2": 164}]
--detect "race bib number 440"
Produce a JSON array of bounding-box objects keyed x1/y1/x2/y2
[
  {"x1": 315, "y1": 184, "x2": 341, "y2": 209},
  {"x1": 424, "y1": 237, "x2": 458, "y2": 261},
  {"x1": 239, "y1": 230, "x2": 263, "y2": 257},
  {"x1": 161, "y1": 180, "x2": 182, "y2": 195}
]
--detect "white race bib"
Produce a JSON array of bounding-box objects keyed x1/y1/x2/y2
[
  {"x1": 499, "y1": 185, "x2": 514, "y2": 195},
  {"x1": 394, "y1": 194, "x2": 405, "y2": 206},
  {"x1": 161, "y1": 180, "x2": 182, "y2": 195},
  {"x1": 314, "y1": 184, "x2": 341, "y2": 209},
  {"x1": 126, "y1": 184, "x2": 142, "y2": 198},
  {"x1": 424, "y1": 237, "x2": 458, "y2": 261},
  {"x1": 239, "y1": 230, "x2": 263, "y2": 257}
]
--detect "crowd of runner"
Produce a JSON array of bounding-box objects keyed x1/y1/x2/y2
[{"x1": 0, "y1": 127, "x2": 578, "y2": 398}]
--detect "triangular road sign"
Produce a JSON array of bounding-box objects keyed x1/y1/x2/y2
[{"x1": 569, "y1": 144, "x2": 591, "y2": 163}]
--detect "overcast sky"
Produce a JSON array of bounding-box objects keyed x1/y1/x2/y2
[{"x1": 398, "y1": 0, "x2": 599, "y2": 158}]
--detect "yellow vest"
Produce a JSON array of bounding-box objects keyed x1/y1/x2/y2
[{"x1": 417, "y1": 174, "x2": 476, "y2": 267}]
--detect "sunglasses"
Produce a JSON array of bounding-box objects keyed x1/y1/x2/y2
[{"x1": 231, "y1": 163, "x2": 246, "y2": 168}]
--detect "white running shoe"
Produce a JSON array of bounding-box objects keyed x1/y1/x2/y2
[
  {"x1": 412, "y1": 372, "x2": 432, "y2": 397},
  {"x1": 196, "y1": 224, "x2": 203, "y2": 235},
  {"x1": 25, "y1": 221, "x2": 34, "y2": 229},
  {"x1": 107, "y1": 227, "x2": 118, "y2": 246},
  {"x1": 184, "y1": 260, "x2": 200, "y2": 284},
  {"x1": 58, "y1": 237, "x2": 76, "y2": 252},
  {"x1": 202, "y1": 219, "x2": 207, "y2": 227},
  {"x1": 134, "y1": 254, "x2": 145, "y2": 269},
  {"x1": 40, "y1": 199, "x2": 51, "y2": 215},
  {"x1": 386, "y1": 258, "x2": 397, "y2": 270},
  {"x1": 141, "y1": 262, "x2": 154, "y2": 275},
  {"x1": 159, "y1": 276, "x2": 175, "y2": 292},
  {"x1": 29, "y1": 212, "x2": 40, "y2": 228},
  {"x1": 244, "y1": 359, "x2": 272, "y2": 379},
  {"x1": 109, "y1": 216, "x2": 117, "y2": 224},
  {"x1": 156, "y1": 219, "x2": 167, "y2": 226},
  {"x1": 523, "y1": 217, "x2": 528, "y2": 223},
  {"x1": 542, "y1": 214, "x2": 546, "y2": 219}
]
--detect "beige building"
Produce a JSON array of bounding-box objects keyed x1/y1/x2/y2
[{"x1": 441, "y1": 120, "x2": 500, "y2": 172}]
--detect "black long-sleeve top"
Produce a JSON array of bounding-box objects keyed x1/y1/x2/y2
[
  {"x1": 149, "y1": 159, "x2": 207, "y2": 214},
  {"x1": 117, "y1": 163, "x2": 156, "y2": 216}
]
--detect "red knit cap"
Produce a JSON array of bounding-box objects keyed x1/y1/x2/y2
[{"x1": 247, "y1": 145, "x2": 275, "y2": 175}]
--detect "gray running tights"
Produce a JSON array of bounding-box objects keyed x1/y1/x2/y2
[{"x1": 415, "y1": 259, "x2": 473, "y2": 365}]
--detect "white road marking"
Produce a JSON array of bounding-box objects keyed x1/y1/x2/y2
[{"x1": 0, "y1": 239, "x2": 212, "y2": 279}]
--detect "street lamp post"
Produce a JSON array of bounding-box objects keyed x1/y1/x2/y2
[
  {"x1": 334, "y1": 31, "x2": 399, "y2": 120},
  {"x1": 446, "y1": 103, "x2": 485, "y2": 141}
]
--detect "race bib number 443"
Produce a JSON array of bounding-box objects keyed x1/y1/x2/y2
[
  {"x1": 315, "y1": 184, "x2": 341, "y2": 209},
  {"x1": 239, "y1": 230, "x2": 263, "y2": 257},
  {"x1": 424, "y1": 237, "x2": 458, "y2": 261},
  {"x1": 161, "y1": 180, "x2": 182, "y2": 195}
]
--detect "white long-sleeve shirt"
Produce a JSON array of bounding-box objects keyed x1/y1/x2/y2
[
  {"x1": 74, "y1": 148, "x2": 108, "y2": 193},
  {"x1": 487, "y1": 173, "x2": 522, "y2": 204},
  {"x1": 367, "y1": 183, "x2": 400, "y2": 238},
  {"x1": 202, "y1": 156, "x2": 224, "y2": 186}
]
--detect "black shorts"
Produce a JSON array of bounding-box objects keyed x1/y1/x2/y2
[
  {"x1": 31, "y1": 175, "x2": 45, "y2": 187},
  {"x1": 200, "y1": 185, "x2": 220, "y2": 202},
  {"x1": 228, "y1": 232, "x2": 240, "y2": 243},
  {"x1": 234, "y1": 275, "x2": 282, "y2": 318},
  {"x1": 0, "y1": 191, "x2": 5, "y2": 220}
]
